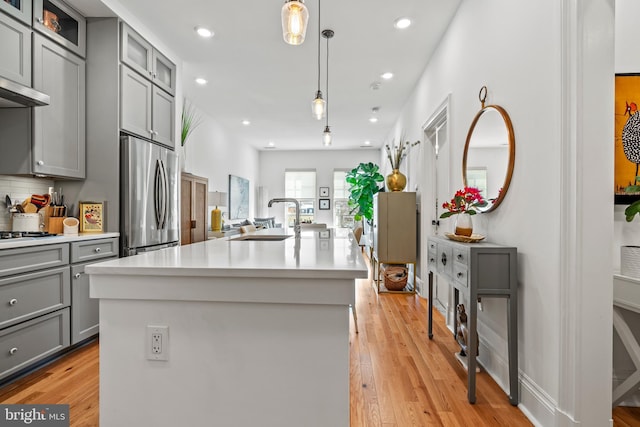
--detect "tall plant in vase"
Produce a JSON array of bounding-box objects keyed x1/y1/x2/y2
[
  {"x1": 384, "y1": 140, "x2": 420, "y2": 191},
  {"x1": 180, "y1": 98, "x2": 202, "y2": 170}
]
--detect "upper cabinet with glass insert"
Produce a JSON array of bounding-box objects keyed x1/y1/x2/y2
[
  {"x1": 33, "y1": 0, "x2": 86, "y2": 58},
  {"x1": 120, "y1": 22, "x2": 176, "y2": 96},
  {"x1": 0, "y1": 0, "x2": 32, "y2": 26}
]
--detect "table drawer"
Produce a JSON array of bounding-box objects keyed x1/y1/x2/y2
[
  {"x1": 70, "y1": 238, "x2": 118, "y2": 263},
  {"x1": 428, "y1": 249, "x2": 437, "y2": 271},
  {"x1": 453, "y1": 263, "x2": 468, "y2": 288},
  {"x1": 0, "y1": 266, "x2": 70, "y2": 330},
  {"x1": 0, "y1": 308, "x2": 70, "y2": 380},
  {"x1": 437, "y1": 245, "x2": 453, "y2": 278},
  {"x1": 0, "y1": 244, "x2": 69, "y2": 278},
  {"x1": 453, "y1": 247, "x2": 469, "y2": 266}
]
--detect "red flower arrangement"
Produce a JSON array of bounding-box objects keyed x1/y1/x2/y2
[{"x1": 439, "y1": 187, "x2": 487, "y2": 218}]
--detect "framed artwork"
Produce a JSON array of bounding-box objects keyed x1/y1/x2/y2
[
  {"x1": 79, "y1": 201, "x2": 104, "y2": 232},
  {"x1": 615, "y1": 74, "x2": 640, "y2": 204},
  {"x1": 229, "y1": 175, "x2": 250, "y2": 219},
  {"x1": 319, "y1": 187, "x2": 330, "y2": 197},
  {"x1": 319, "y1": 199, "x2": 330, "y2": 210},
  {"x1": 319, "y1": 229, "x2": 331, "y2": 239}
]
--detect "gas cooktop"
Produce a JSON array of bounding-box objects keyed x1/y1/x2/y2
[{"x1": 0, "y1": 231, "x2": 57, "y2": 239}]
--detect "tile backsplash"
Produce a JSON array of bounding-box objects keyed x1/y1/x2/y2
[{"x1": 0, "y1": 175, "x2": 54, "y2": 231}]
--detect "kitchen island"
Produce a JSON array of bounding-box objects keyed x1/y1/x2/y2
[{"x1": 87, "y1": 228, "x2": 367, "y2": 427}]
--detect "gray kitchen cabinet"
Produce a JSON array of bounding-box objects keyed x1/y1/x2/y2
[
  {"x1": 32, "y1": 33, "x2": 86, "y2": 179},
  {"x1": 0, "y1": 243, "x2": 69, "y2": 278},
  {"x1": 371, "y1": 192, "x2": 417, "y2": 293},
  {"x1": 0, "y1": 0, "x2": 32, "y2": 26},
  {"x1": 0, "y1": 13, "x2": 31, "y2": 86},
  {"x1": 121, "y1": 22, "x2": 176, "y2": 96},
  {"x1": 121, "y1": 64, "x2": 175, "y2": 149},
  {"x1": 69, "y1": 237, "x2": 118, "y2": 345},
  {"x1": 33, "y1": 0, "x2": 86, "y2": 58}
]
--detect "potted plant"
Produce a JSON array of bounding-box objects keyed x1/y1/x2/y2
[
  {"x1": 345, "y1": 162, "x2": 384, "y2": 222},
  {"x1": 180, "y1": 99, "x2": 202, "y2": 170},
  {"x1": 439, "y1": 187, "x2": 487, "y2": 236}
]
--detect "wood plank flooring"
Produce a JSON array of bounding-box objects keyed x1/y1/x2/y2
[{"x1": 0, "y1": 257, "x2": 637, "y2": 426}]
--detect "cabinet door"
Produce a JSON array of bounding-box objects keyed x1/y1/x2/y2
[
  {"x1": 0, "y1": 13, "x2": 31, "y2": 86},
  {"x1": 152, "y1": 49, "x2": 176, "y2": 96},
  {"x1": 0, "y1": 0, "x2": 32, "y2": 26},
  {"x1": 33, "y1": 0, "x2": 86, "y2": 58},
  {"x1": 191, "y1": 177, "x2": 207, "y2": 243},
  {"x1": 120, "y1": 64, "x2": 152, "y2": 140},
  {"x1": 120, "y1": 22, "x2": 152, "y2": 79},
  {"x1": 180, "y1": 175, "x2": 193, "y2": 245},
  {"x1": 152, "y1": 85, "x2": 175, "y2": 149},
  {"x1": 32, "y1": 34, "x2": 85, "y2": 179}
]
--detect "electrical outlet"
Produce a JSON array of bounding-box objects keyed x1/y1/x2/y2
[{"x1": 146, "y1": 325, "x2": 169, "y2": 361}]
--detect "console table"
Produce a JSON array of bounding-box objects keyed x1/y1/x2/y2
[
  {"x1": 613, "y1": 273, "x2": 640, "y2": 407},
  {"x1": 427, "y1": 235, "x2": 518, "y2": 405}
]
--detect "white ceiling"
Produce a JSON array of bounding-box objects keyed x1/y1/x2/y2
[{"x1": 68, "y1": 0, "x2": 461, "y2": 151}]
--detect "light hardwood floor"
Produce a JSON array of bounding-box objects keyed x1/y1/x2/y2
[{"x1": 0, "y1": 258, "x2": 637, "y2": 426}]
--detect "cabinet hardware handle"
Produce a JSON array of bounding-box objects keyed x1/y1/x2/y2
[
  {"x1": 441, "y1": 252, "x2": 447, "y2": 266},
  {"x1": 37, "y1": 160, "x2": 44, "y2": 166},
  {"x1": 9, "y1": 347, "x2": 17, "y2": 356},
  {"x1": 457, "y1": 254, "x2": 463, "y2": 260},
  {"x1": 191, "y1": 220, "x2": 196, "y2": 229},
  {"x1": 430, "y1": 258, "x2": 435, "y2": 263},
  {"x1": 9, "y1": 299, "x2": 17, "y2": 306},
  {"x1": 457, "y1": 272, "x2": 463, "y2": 278},
  {"x1": 37, "y1": 18, "x2": 44, "y2": 24},
  {"x1": 74, "y1": 273, "x2": 81, "y2": 279},
  {"x1": 94, "y1": 247, "x2": 101, "y2": 253}
]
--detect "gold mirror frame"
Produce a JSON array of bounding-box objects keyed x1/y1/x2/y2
[{"x1": 462, "y1": 86, "x2": 515, "y2": 213}]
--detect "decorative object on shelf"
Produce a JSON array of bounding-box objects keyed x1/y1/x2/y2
[
  {"x1": 319, "y1": 199, "x2": 330, "y2": 210},
  {"x1": 181, "y1": 99, "x2": 202, "y2": 171},
  {"x1": 319, "y1": 186, "x2": 329, "y2": 197},
  {"x1": 384, "y1": 140, "x2": 420, "y2": 191},
  {"x1": 383, "y1": 265, "x2": 408, "y2": 291},
  {"x1": 439, "y1": 187, "x2": 487, "y2": 236},
  {"x1": 345, "y1": 162, "x2": 384, "y2": 221},
  {"x1": 209, "y1": 191, "x2": 227, "y2": 232},
  {"x1": 281, "y1": 0, "x2": 309, "y2": 46},
  {"x1": 463, "y1": 85, "x2": 515, "y2": 213},
  {"x1": 456, "y1": 304, "x2": 479, "y2": 357},
  {"x1": 311, "y1": 0, "x2": 325, "y2": 119},
  {"x1": 79, "y1": 201, "x2": 104, "y2": 232},
  {"x1": 444, "y1": 232, "x2": 485, "y2": 243},
  {"x1": 322, "y1": 29, "x2": 334, "y2": 146}
]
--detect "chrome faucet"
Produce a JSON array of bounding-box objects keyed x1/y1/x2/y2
[{"x1": 268, "y1": 198, "x2": 300, "y2": 237}]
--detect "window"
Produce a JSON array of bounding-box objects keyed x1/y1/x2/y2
[
  {"x1": 284, "y1": 170, "x2": 316, "y2": 227},
  {"x1": 466, "y1": 168, "x2": 488, "y2": 199},
  {"x1": 333, "y1": 170, "x2": 354, "y2": 228}
]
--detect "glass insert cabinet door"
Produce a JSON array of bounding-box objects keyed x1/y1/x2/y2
[
  {"x1": 33, "y1": 0, "x2": 86, "y2": 58},
  {"x1": 0, "y1": 0, "x2": 32, "y2": 25}
]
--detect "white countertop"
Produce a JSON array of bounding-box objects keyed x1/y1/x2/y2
[
  {"x1": 87, "y1": 228, "x2": 367, "y2": 280},
  {"x1": 0, "y1": 232, "x2": 120, "y2": 250}
]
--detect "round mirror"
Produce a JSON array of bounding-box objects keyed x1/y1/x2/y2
[{"x1": 462, "y1": 92, "x2": 515, "y2": 213}]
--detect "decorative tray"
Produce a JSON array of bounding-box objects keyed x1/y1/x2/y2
[{"x1": 445, "y1": 233, "x2": 485, "y2": 243}]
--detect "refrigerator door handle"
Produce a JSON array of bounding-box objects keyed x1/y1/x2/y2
[
  {"x1": 159, "y1": 159, "x2": 168, "y2": 229},
  {"x1": 154, "y1": 159, "x2": 162, "y2": 229}
]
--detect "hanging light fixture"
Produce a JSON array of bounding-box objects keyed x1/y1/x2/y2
[
  {"x1": 281, "y1": 0, "x2": 309, "y2": 45},
  {"x1": 322, "y1": 29, "x2": 334, "y2": 146},
  {"x1": 311, "y1": 0, "x2": 325, "y2": 120}
]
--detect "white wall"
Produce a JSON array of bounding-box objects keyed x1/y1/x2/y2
[
  {"x1": 259, "y1": 150, "x2": 379, "y2": 228},
  {"x1": 387, "y1": 0, "x2": 614, "y2": 425}
]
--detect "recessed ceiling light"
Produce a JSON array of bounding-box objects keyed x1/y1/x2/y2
[
  {"x1": 381, "y1": 72, "x2": 394, "y2": 80},
  {"x1": 394, "y1": 18, "x2": 411, "y2": 29},
  {"x1": 364, "y1": 140, "x2": 371, "y2": 146},
  {"x1": 268, "y1": 141, "x2": 275, "y2": 147},
  {"x1": 195, "y1": 27, "x2": 214, "y2": 38},
  {"x1": 242, "y1": 119, "x2": 251, "y2": 126},
  {"x1": 369, "y1": 117, "x2": 378, "y2": 123},
  {"x1": 195, "y1": 77, "x2": 207, "y2": 85}
]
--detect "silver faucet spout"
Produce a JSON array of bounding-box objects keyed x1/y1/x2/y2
[{"x1": 268, "y1": 198, "x2": 301, "y2": 237}]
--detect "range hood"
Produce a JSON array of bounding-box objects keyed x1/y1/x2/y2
[{"x1": 0, "y1": 77, "x2": 50, "y2": 107}]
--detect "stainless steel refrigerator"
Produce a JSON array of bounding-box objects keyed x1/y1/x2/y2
[{"x1": 120, "y1": 134, "x2": 179, "y2": 256}]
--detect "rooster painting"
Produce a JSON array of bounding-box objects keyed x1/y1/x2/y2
[{"x1": 622, "y1": 101, "x2": 640, "y2": 180}]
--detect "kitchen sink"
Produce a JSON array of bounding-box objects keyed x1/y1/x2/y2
[{"x1": 231, "y1": 235, "x2": 292, "y2": 241}]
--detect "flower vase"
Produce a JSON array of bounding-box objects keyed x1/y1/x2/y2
[
  {"x1": 454, "y1": 213, "x2": 473, "y2": 237},
  {"x1": 386, "y1": 169, "x2": 406, "y2": 192},
  {"x1": 180, "y1": 145, "x2": 187, "y2": 171}
]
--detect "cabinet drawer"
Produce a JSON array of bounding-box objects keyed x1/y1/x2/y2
[
  {"x1": 0, "y1": 244, "x2": 69, "y2": 278},
  {"x1": 70, "y1": 238, "x2": 118, "y2": 263},
  {"x1": 453, "y1": 247, "x2": 468, "y2": 266},
  {"x1": 0, "y1": 308, "x2": 70, "y2": 380},
  {"x1": 0, "y1": 266, "x2": 70, "y2": 330},
  {"x1": 428, "y1": 249, "x2": 437, "y2": 271},
  {"x1": 437, "y1": 245, "x2": 453, "y2": 278},
  {"x1": 453, "y1": 263, "x2": 468, "y2": 288}
]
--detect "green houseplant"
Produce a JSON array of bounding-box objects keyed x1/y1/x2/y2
[
  {"x1": 346, "y1": 162, "x2": 384, "y2": 221},
  {"x1": 181, "y1": 98, "x2": 202, "y2": 147}
]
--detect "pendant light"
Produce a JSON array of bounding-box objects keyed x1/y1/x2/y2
[
  {"x1": 281, "y1": 0, "x2": 309, "y2": 46},
  {"x1": 322, "y1": 29, "x2": 334, "y2": 146},
  {"x1": 311, "y1": 0, "x2": 325, "y2": 120}
]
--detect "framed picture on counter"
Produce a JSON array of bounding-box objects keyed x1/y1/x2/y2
[{"x1": 79, "y1": 201, "x2": 104, "y2": 232}]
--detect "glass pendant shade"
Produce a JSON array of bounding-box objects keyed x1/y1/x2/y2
[
  {"x1": 323, "y1": 126, "x2": 332, "y2": 146},
  {"x1": 281, "y1": 0, "x2": 309, "y2": 45},
  {"x1": 312, "y1": 91, "x2": 325, "y2": 120}
]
